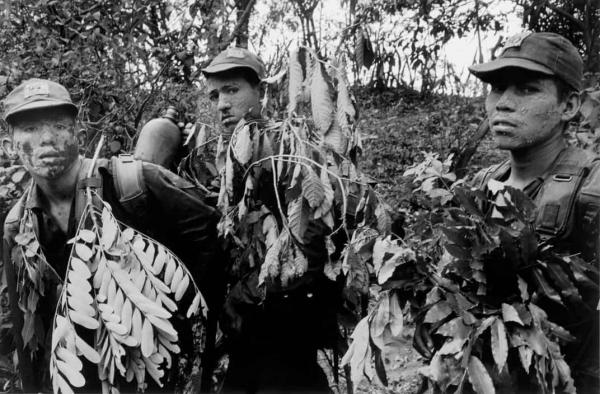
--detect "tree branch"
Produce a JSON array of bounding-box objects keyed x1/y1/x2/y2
[
  {"x1": 546, "y1": 4, "x2": 585, "y2": 30},
  {"x1": 222, "y1": 0, "x2": 257, "y2": 50}
]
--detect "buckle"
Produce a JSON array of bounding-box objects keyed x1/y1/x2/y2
[{"x1": 553, "y1": 174, "x2": 572, "y2": 182}]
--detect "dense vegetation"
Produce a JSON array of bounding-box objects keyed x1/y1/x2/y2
[{"x1": 0, "y1": 0, "x2": 599, "y2": 393}]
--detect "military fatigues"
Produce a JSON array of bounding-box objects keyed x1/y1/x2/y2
[
  {"x1": 1, "y1": 156, "x2": 221, "y2": 392},
  {"x1": 473, "y1": 146, "x2": 600, "y2": 393}
]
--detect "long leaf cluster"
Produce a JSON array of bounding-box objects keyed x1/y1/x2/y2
[{"x1": 45, "y1": 192, "x2": 206, "y2": 394}]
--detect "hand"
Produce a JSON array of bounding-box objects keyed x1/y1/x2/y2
[{"x1": 181, "y1": 122, "x2": 197, "y2": 151}]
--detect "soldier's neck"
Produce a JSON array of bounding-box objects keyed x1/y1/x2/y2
[
  {"x1": 34, "y1": 156, "x2": 82, "y2": 205},
  {"x1": 507, "y1": 133, "x2": 566, "y2": 189}
]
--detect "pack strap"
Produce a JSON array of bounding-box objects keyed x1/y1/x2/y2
[
  {"x1": 112, "y1": 154, "x2": 145, "y2": 201},
  {"x1": 111, "y1": 154, "x2": 149, "y2": 217},
  {"x1": 535, "y1": 147, "x2": 595, "y2": 238},
  {"x1": 74, "y1": 158, "x2": 104, "y2": 224}
]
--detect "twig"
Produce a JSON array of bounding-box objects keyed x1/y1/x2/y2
[{"x1": 221, "y1": 0, "x2": 257, "y2": 50}]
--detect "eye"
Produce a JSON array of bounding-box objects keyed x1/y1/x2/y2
[
  {"x1": 226, "y1": 86, "x2": 238, "y2": 94},
  {"x1": 209, "y1": 92, "x2": 218, "y2": 102},
  {"x1": 516, "y1": 83, "x2": 539, "y2": 94},
  {"x1": 490, "y1": 83, "x2": 506, "y2": 93}
]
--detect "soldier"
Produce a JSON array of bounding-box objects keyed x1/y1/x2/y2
[
  {"x1": 469, "y1": 32, "x2": 598, "y2": 392},
  {"x1": 200, "y1": 48, "x2": 339, "y2": 393},
  {"x1": 0, "y1": 79, "x2": 221, "y2": 392}
]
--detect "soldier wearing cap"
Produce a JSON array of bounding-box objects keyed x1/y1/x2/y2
[
  {"x1": 0, "y1": 78, "x2": 221, "y2": 392},
  {"x1": 198, "y1": 48, "x2": 338, "y2": 393},
  {"x1": 469, "y1": 32, "x2": 599, "y2": 391}
]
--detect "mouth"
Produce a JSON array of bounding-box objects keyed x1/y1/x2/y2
[
  {"x1": 490, "y1": 119, "x2": 519, "y2": 135},
  {"x1": 491, "y1": 119, "x2": 518, "y2": 128},
  {"x1": 38, "y1": 151, "x2": 61, "y2": 160},
  {"x1": 221, "y1": 115, "x2": 236, "y2": 125}
]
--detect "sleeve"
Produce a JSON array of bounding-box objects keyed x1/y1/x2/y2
[
  {"x1": 577, "y1": 162, "x2": 600, "y2": 263},
  {"x1": 0, "y1": 237, "x2": 16, "y2": 355},
  {"x1": 141, "y1": 163, "x2": 225, "y2": 309},
  {"x1": 1, "y1": 202, "x2": 22, "y2": 355}
]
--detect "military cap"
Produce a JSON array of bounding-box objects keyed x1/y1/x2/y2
[
  {"x1": 202, "y1": 47, "x2": 266, "y2": 80},
  {"x1": 3, "y1": 78, "x2": 78, "y2": 123},
  {"x1": 469, "y1": 32, "x2": 583, "y2": 91}
]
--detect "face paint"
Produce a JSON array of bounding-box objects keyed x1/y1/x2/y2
[
  {"x1": 485, "y1": 72, "x2": 566, "y2": 152},
  {"x1": 11, "y1": 108, "x2": 79, "y2": 179}
]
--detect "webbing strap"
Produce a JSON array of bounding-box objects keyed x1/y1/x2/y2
[
  {"x1": 112, "y1": 154, "x2": 144, "y2": 201},
  {"x1": 111, "y1": 154, "x2": 149, "y2": 217},
  {"x1": 535, "y1": 148, "x2": 594, "y2": 238},
  {"x1": 75, "y1": 158, "x2": 103, "y2": 224}
]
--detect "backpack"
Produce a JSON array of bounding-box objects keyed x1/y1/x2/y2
[
  {"x1": 4, "y1": 154, "x2": 147, "y2": 239},
  {"x1": 474, "y1": 147, "x2": 600, "y2": 258}
]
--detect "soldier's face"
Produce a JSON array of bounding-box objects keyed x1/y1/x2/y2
[
  {"x1": 485, "y1": 70, "x2": 570, "y2": 151},
  {"x1": 207, "y1": 75, "x2": 261, "y2": 132},
  {"x1": 11, "y1": 107, "x2": 79, "y2": 179}
]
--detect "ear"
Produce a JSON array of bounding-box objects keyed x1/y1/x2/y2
[
  {"x1": 76, "y1": 129, "x2": 86, "y2": 147},
  {"x1": 561, "y1": 91, "x2": 581, "y2": 122},
  {"x1": 258, "y1": 80, "x2": 267, "y2": 98},
  {"x1": 1, "y1": 136, "x2": 17, "y2": 160}
]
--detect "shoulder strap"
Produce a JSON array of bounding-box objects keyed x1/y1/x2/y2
[
  {"x1": 111, "y1": 154, "x2": 149, "y2": 215},
  {"x1": 575, "y1": 157, "x2": 600, "y2": 260},
  {"x1": 534, "y1": 147, "x2": 598, "y2": 239},
  {"x1": 74, "y1": 158, "x2": 104, "y2": 223},
  {"x1": 474, "y1": 160, "x2": 510, "y2": 190}
]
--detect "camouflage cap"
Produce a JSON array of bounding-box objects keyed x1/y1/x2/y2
[
  {"x1": 201, "y1": 47, "x2": 266, "y2": 80},
  {"x1": 3, "y1": 78, "x2": 78, "y2": 123},
  {"x1": 469, "y1": 32, "x2": 583, "y2": 91}
]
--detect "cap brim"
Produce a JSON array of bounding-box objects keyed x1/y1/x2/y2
[
  {"x1": 201, "y1": 63, "x2": 263, "y2": 80},
  {"x1": 469, "y1": 57, "x2": 555, "y2": 82},
  {"x1": 4, "y1": 100, "x2": 78, "y2": 122},
  {"x1": 202, "y1": 62, "x2": 251, "y2": 74}
]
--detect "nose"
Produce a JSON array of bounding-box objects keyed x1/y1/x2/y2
[
  {"x1": 495, "y1": 86, "x2": 516, "y2": 112},
  {"x1": 39, "y1": 124, "x2": 55, "y2": 143},
  {"x1": 217, "y1": 96, "x2": 231, "y2": 112}
]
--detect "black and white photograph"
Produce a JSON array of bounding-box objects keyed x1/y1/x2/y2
[{"x1": 0, "y1": 0, "x2": 598, "y2": 393}]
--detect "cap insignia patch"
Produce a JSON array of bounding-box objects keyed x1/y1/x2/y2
[
  {"x1": 24, "y1": 82, "x2": 50, "y2": 98},
  {"x1": 226, "y1": 48, "x2": 246, "y2": 58},
  {"x1": 502, "y1": 31, "x2": 532, "y2": 54}
]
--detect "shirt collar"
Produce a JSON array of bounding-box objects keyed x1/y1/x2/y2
[{"x1": 24, "y1": 182, "x2": 45, "y2": 210}]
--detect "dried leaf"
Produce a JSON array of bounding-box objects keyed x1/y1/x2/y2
[
  {"x1": 56, "y1": 359, "x2": 85, "y2": 387},
  {"x1": 341, "y1": 317, "x2": 370, "y2": 387},
  {"x1": 78, "y1": 229, "x2": 96, "y2": 243},
  {"x1": 75, "y1": 243, "x2": 93, "y2": 262},
  {"x1": 501, "y1": 303, "x2": 523, "y2": 325},
  {"x1": 467, "y1": 355, "x2": 495, "y2": 394},
  {"x1": 233, "y1": 124, "x2": 253, "y2": 165},
  {"x1": 310, "y1": 59, "x2": 333, "y2": 135},
  {"x1": 74, "y1": 334, "x2": 100, "y2": 364},
  {"x1": 518, "y1": 346, "x2": 533, "y2": 371},
  {"x1": 70, "y1": 257, "x2": 91, "y2": 279},
  {"x1": 288, "y1": 197, "x2": 309, "y2": 243},
  {"x1": 141, "y1": 318, "x2": 154, "y2": 357},
  {"x1": 389, "y1": 292, "x2": 403, "y2": 337},
  {"x1": 69, "y1": 310, "x2": 100, "y2": 330},
  {"x1": 424, "y1": 302, "x2": 453, "y2": 324},
  {"x1": 101, "y1": 208, "x2": 117, "y2": 248},
  {"x1": 288, "y1": 48, "x2": 303, "y2": 115},
  {"x1": 301, "y1": 167, "x2": 325, "y2": 208},
  {"x1": 491, "y1": 319, "x2": 508, "y2": 372}
]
